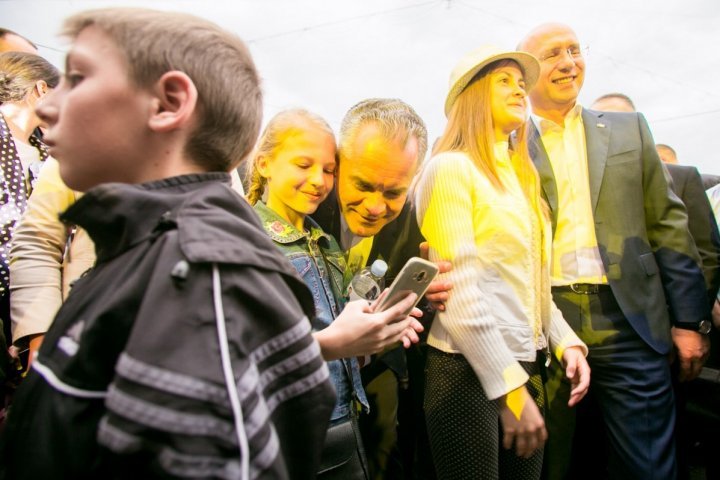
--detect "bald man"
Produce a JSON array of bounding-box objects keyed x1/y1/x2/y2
[
  {"x1": 656, "y1": 143, "x2": 679, "y2": 164},
  {"x1": 0, "y1": 28, "x2": 37, "y2": 54},
  {"x1": 520, "y1": 23, "x2": 710, "y2": 479},
  {"x1": 590, "y1": 92, "x2": 635, "y2": 113}
]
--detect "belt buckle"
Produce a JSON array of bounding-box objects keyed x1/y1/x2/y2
[{"x1": 570, "y1": 283, "x2": 597, "y2": 295}]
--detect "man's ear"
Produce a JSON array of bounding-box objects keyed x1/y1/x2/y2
[{"x1": 148, "y1": 71, "x2": 198, "y2": 132}]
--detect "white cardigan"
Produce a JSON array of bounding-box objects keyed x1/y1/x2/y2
[{"x1": 414, "y1": 148, "x2": 586, "y2": 400}]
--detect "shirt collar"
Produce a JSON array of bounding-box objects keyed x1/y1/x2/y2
[
  {"x1": 531, "y1": 103, "x2": 583, "y2": 134},
  {"x1": 254, "y1": 201, "x2": 332, "y2": 245},
  {"x1": 339, "y1": 213, "x2": 370, "y2": 251}
]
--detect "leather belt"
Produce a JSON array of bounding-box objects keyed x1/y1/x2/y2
[{"x1": 552, "y1": 283, "x2": 611, "y2": 295}]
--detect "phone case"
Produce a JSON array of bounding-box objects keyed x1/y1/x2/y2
[{"x1": 374, "y1": 257, "x2": 439, "y2": 315}]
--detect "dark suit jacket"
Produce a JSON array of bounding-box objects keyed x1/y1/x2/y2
[
  {"x1": 665, "y1": 163, "x2": 720, "y2": 308},
  {"x1": 530, "y1": 109, "x2": 708, "y2": 354},
  {"x1": 701, "y1": 173, "x2": 720, "y2": 191}
]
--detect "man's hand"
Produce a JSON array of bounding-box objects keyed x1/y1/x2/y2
[
  {"x1": 561, "y1": 346, "x2": 590, "y2": 407},
  {"x1": 712, "y1": 299, "x2": 720, "y2": 330},
  {"x1": 671, "y1": 327, "x2": 710, "y2": 382},
  {"x1": 419, "y1": 242, "x2": 452, "y2": 311},
  {"x1": 499, "y1": 385, "x2": 547, "y2": 458},
  {"x1": 314, "y1": 292, "x2": 423, "y2": 361}
]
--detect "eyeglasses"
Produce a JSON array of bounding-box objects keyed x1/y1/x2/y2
[{"x1": 538, "y1": 45, "x2": 588, "y2": 63}]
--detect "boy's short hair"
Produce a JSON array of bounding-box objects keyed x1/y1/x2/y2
[{"x1": 62, "y1": 8, "x2": 262, "y2": 171}]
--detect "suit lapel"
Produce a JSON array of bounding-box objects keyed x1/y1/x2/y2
[
  {"x1": 529, "y1": 122, "x2": 559, "y2": 233},
  {"x1": 582, "y1": 108, "x2": 610, "y2": 213}
]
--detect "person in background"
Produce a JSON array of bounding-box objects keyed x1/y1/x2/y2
[
  {"x1": 708, "y1": 184, "x2": 720, "y2": 329},
  {"x1": 0, "y1": 8, "x2": 336, "y2": 478},
  {"x1": 8, "y1": 159, "x2": 94, "y2": 371},
  {"x1": 656, "y1": 143, "x2": 678, "y2": 164},
  {"x1": 0, "y1": 51, "x2": 58, "y2": 413},
  {"x1": 414, "y1": 45, "x2": 589, "y2": 479},
  {"x1": 519, "y1": 24, "x2": 710, "y2": 479},
  {"x1": 0, "y1": 29, "x2": 37, "y2": 55},
  {"x1": 662, "y1": 157, "x2": 720, "y2": 307},
  {"x1": 246, "y1": 108, "x2": 424, "y2": 479},
  {"x1": 701, "y1": 174, "x2": 720, "y2": 191},
  {"x1": 588, "y1": 92, "x2": 635, "y2": 114}
]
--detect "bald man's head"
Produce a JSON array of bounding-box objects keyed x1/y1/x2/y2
[
  {"x1": 518, "y1": 23, "x2": 585, "y2": 121},
  {"x1": 591, "y1": 93, "x2": 636, "y2": 112},
  {"x1": 656, "y1": 144, "x2": 678, "y2": 164},
  {"x1": 0, "y1": 29, "x2": 37, "y2": 54}
]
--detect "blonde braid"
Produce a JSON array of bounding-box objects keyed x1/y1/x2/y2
[{"x1": 244, "y1": 160, "x2": 266, "y2": 206}]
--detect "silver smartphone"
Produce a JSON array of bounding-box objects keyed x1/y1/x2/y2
[{"x1": 374, "y1": 256, "x2": 439, "y2": 315}]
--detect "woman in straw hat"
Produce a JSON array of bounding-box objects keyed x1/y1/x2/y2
[{"x1": 413, "y1": 46, "x2": 590, "y2": 479}]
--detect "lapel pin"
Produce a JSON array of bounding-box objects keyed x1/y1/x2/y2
[{"x1": 597, "y1": 123, "x2": 606, "y2": 128}]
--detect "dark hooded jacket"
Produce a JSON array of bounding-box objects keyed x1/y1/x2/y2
[{"x1": 0, "y1": 173, "x2": 335, "y2": 479}]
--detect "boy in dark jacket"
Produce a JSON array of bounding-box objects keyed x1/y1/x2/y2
[{"x1": 0, "y1": 8, "x2": 336, "y2": 479}]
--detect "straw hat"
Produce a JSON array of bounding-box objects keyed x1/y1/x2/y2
[{"x1": 444, "y1": 45, "x2": 540, "y2": 116}]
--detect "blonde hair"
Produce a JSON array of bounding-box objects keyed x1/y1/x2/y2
[
  {"x1": 339, "y1": 98, "x2": 428, "y2": 166},
  {"x1": 434, "y1": 59, "x2": 547, "y2": 221},
  {"x1": 0, "y1": 52, "x2": 59, "y2": 103},
  {"x1": 62, "y1": 8, "x2": 262, "y2": 171},
  {"x1": 245, "y1": 109, "x2": 335, "y2": 206}
]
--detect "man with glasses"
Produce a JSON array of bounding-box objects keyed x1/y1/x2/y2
[{"x1": 519, "y1": 23, "x2": 710, "y2": 479}]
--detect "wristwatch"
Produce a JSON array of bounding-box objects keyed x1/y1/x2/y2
[{"x1": 676, "y1": 319, "x2": 713, "y2": 335}]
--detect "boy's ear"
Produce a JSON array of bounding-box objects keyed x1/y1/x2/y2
[{"x1": 148, "y1": 71, "x2": 198, "y2": 132}]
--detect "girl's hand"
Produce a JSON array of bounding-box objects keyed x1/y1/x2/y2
[{"x1": 314, "y1": 293, "x2": 423, "y2": 360}]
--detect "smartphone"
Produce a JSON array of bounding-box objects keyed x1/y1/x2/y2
[{"x1": 374, "y1": 257, "x2": 439, "y2": 315}]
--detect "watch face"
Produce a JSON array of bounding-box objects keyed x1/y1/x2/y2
[{"x1": 698, "y1": 320, "x2": 713, "y2": 335}]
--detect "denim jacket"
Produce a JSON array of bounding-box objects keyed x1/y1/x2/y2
[{"x1": 254, "y1": 202, "x2": 368, "y2": 422}]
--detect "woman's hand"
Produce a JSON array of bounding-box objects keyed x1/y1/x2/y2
[{"x1": 499, "y1": 385, "x2": 547, "y2": 458}]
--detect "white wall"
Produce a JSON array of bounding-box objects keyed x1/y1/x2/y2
[{"x1": 4, "y1": 0, "x2": 720, "y2": 173}]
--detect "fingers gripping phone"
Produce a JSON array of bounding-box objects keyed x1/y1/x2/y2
[{"x1": 374, "y1": 257, "x2": 439, "y2": 315}]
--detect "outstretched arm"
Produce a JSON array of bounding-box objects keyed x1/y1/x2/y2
[{"x1": 314, "y1": 293, "x2": 423, "y2": 360}]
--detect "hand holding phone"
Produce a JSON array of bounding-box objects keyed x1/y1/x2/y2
[{"x1": 373, "y1": 257, "x2": 439, "y2": 315}]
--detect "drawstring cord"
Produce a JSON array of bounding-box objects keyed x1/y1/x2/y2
[{"x1": 212, "y1": 263, "x2": 250, "y2": 480}]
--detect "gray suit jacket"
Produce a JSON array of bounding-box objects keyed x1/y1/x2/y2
[{"x1": 529, "y1": 108, "x2": 708, "y2": 354}]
